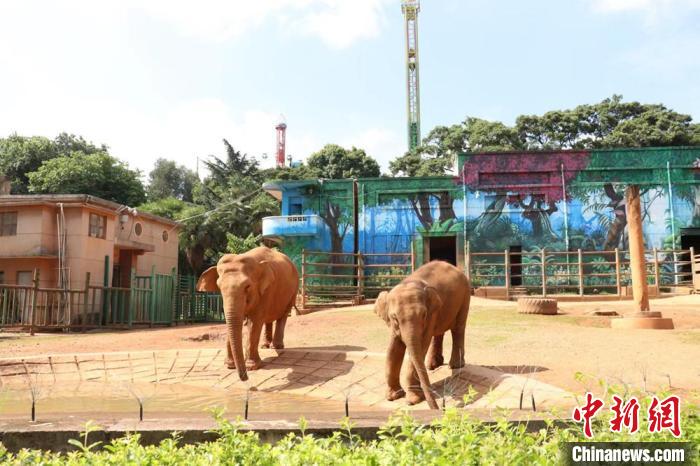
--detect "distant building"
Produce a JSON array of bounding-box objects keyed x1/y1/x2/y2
[
  {"x1": 262, "y1": 146, "x2": 700, "y2": 289},
  {"x1": 0, "y1": 191, "x2": 179, "y2": 289}
]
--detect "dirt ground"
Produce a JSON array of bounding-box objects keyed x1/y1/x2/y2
[{"x1": 1, "y1": 295, "x2": 699, "y2": 396}]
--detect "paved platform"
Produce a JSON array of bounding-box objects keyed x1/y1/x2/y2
[{"x1": 0, "y1": 348, "x2": 574, "y2": 421}]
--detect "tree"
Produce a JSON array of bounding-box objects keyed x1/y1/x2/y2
[
  {"x1": 0, "y1": 135, "x2": 58, "y2": 193},
  {"x1": 306, "y1": 144, "x2": 380, "y2": 179},
  {"x1": 147, "y1": 158, "x2": 199, "y2": 202},
  {"x1": 0, "y1": 132, "x2": 109, "y2": 193},
  {"x1": 27, "y1": 152, "x2": 146, "y2": 206}
]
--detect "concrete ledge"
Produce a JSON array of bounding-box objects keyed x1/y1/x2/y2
[
  {"x1": 0, "y1": 411, "x2": 568, "y2": 453},
  {"x1": 610, "y1": 314, "x2": 675, "y2": 330}
]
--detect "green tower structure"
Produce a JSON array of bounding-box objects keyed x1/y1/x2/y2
[{"x1": 402, "y1": 0, "x2": 421, "y2": 151}]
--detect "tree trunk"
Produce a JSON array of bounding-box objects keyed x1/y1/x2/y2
[
  {"x1": 603, "y1": 183, "x2": 627, "y2": 250},
  {"x1": 410, "y1": 193, "x2": 434, "y2": 230},
  {"x1": 437, "y1": 191, "x2": 456, "y2": 222},
  {"x1": 186, "y1": 243, "x2": 206, "y2": 275},
  {"x1": 626, "y1": 185, "x2": 650, "y2": 313}
]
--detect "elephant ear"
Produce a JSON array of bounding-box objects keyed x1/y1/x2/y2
[
  {"x1": 196, "y1": 266, "x2": 220, "y2": 292},
  {"x1": 258, "y1": 260, "x2": 276, "y2": 296},
  {"x1": 424, "y1": 286, "x2": 443, "y2": 317},
  {"x1": 374, "y1": 291, "x2": 390, "y2": 324}
]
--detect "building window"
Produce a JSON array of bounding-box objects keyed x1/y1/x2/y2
[
  {"x1": 162, "y1": 230, "x2": 169, "y2": 242},
  {"x1": 0, "y1": 211, "x2": 18, "y2": 236},
  {"x1": 0, "y1": 271, "x2": 4, "y2": 284},
  {"x1": 134, "y1": 222, "x2": 143, "y2": 236},
  {"x1": 89, "y1": 213, "x2": 106, "y2": 239},
  {"x1": 16, "y1": 271, "x2": 33, "y2": 286}
]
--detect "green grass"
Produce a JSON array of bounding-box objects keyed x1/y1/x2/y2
[{"x1": 1, "y1": 407, "x2": 697, "y2": 465}]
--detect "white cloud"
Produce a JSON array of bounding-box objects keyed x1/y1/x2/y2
[
  {"x1": 133, "y1": 0, "x2": 392, "y2": 49},
  {"x1": 292, "y1": 0, "x2": 391, "y2": 49}
]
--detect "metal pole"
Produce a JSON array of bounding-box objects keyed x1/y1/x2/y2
[
  {"x1": 667, "y1": 161, "x2": 679, "y2": 285},
  {"x1": 615, "y1": 248, "x2": 622, "y2": 297},
  {"x1": 541, "y1": 248, "x2": 547, "y2": 297},
  {"x1": 560, "y1": 164, "x2": 572, "y2": 287},
  {"x1": 578, "y1": 249, "x2": 584, "y2": 296},
  {"x1": 504, "y1": 249, "x2": 511, "y2": 300}
]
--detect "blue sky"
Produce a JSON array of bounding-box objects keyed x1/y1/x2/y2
[{"x1": 1, "y1": 0, "x2": 699, "y2": 175}]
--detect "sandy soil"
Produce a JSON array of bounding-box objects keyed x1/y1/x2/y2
[{"x1": 2, "y1": 295, "x2": 699, "y2": 396}]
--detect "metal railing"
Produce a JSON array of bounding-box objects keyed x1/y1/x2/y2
[{"x1": 466, "y1": 246, "x2": 696, "y2": 298}]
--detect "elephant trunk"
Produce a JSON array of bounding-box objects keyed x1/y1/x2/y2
[
  {"x1": 225, "y1": 300, "x2": 248, "y2": 381},
  {"x1": 406, "y1": 334, "x2": 439, "y2": 410}
]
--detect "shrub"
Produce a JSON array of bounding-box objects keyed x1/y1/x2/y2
[{"x1": 1, "y1": 407, "x2": 697, "y2": 465}]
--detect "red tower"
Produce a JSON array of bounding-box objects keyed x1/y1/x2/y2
[{"x1": 275, "y1": 120, "x2": 287, "y2": 168}]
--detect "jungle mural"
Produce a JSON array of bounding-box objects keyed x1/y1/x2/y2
[{"x1": 265, "y1": 147, "x2": 700, "y2": 285}]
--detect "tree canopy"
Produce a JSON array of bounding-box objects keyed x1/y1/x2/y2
[
  {"x1": 0, "y1": 133, "x2": 105, "y2": 193},
  {"x1": 147, "y1": 158, "x2": 199, "y2": 202},
  {"x1": 390, "y1": 95, "x2": 700, "y2": 176},
  {"x1": 27, "y1": 151, "x2": 146, "y2": 206},
  {"x1": 305, "y1": 144, "x2": 381, "y2": 179}
]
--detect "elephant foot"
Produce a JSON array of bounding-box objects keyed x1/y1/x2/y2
[
  {"x1": 246, "y1": 358, "x2": 263, "y2": 371},
  {"x1": 427, "y1": 355, "x2": 444, "y2": 370},
  {"x1": 225, "y1": 358, "x2": 236, "y2": 370},
  {"x1": 386, "y1": 388, "x2": 405, "y2": 401},
  {"x1": 260, "y1": 342, "x2": 271, "y2": 349},
  {"x1": 271, "y1": 342, "x2": 284, "y2": 350},
  {"x1": 406, "y1": 390, "x2": 425, "y2": 406},
  {"x1": 449, "y1": 358, "x2": 465, "y2": 370}
]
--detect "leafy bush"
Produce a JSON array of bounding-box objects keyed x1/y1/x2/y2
[{"x1": 1, "y1": 408, "x2": 697, "y2": 465}]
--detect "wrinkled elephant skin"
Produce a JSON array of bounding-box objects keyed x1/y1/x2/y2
[
  {"x1": 196, "y1": 246, "x2": 298, "y2": 381},
  {"x1": 374, "y1": 261, "x2": 471, "y2": 410}
]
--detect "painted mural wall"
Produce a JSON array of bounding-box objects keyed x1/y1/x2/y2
[{"x1": 269, "y1": 147, "x2": 700, "y2": 275}]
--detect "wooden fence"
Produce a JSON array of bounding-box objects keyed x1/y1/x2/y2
[
  {"x1": 467, "y1": 246, "x2": 696, "y2": 299},
  {"x1": 0, "y1": 268, "x2": 224, "y2": 332},
  {"x1": 693, "y1": 249, "x2": 700, "y2": 292},
  {"x1": 300, "y1": 250, "x2": 414, "y2": 308}
]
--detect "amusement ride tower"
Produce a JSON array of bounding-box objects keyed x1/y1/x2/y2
[
  {"x1": 275, "y1": 117, "x2": 287, "y2": 168},
  {"x1": 402, "y1": 0, "x2": 421, "y2": 150}
]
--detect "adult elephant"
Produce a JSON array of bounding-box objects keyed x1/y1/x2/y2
[
  {"x1": 374, "y1": 261, "x2": 471, "y2": 410},
  {"x1": 197, "y1": 246, "x2": 299, "y2": 381}
]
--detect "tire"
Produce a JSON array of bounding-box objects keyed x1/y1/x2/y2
[{"x1": 517, "y1": 297, "x2": 558, "y2": 315}]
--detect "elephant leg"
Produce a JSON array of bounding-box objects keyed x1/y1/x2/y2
[
  {"x1": 426, "y1": 334, "x2": 444, "y2": 370},
  {"x1": 385, "y1": 335, "x2": 406, "y2": 401},
  {"x1": 260, "y1": 323, "x2": 273, "y2": 349},
  {"x1": 272, "y1": 314, "x2": 287, "y2": 349},
  {"x1": 245, "y1": 319, "x2": 264, "y2": 370},
  {"x1": 402, "y1": 335, "x2": 431, "y2": 405},
  {"x1": 449, "y1": 298, "x2": 469, "y2": 369},
  {"x1": 225, "y1": 335, "x2": 236, "y2": 369}
]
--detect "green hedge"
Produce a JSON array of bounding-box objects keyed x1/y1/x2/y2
[{"x1": 1, "y1": 408, "x2": 697, "y2": 465}]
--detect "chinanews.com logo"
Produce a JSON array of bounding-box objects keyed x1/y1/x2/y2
[{"x1": 563, "y1": 393, "x2": 694, "y2": 465}]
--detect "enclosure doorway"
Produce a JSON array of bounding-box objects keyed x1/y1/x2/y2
[
  {"x1": 427, "y1": 236, "x2": 457, "y2": 266},
  {"x1": 509, "y1": 245, "x2": 522, "y2": 286},
  {"x1": 680, "y1": 228, "x2": 700, "y2": 251},
  {"x1": 680, "y1": 229, "x2": 700, "y2": 284}
]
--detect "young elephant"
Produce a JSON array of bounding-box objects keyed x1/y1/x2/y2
[
  {"x1": 374, "y1": 260, "x2": 471, "y2": 409},
  {"x1": 197, "y1": 246, "x2": 298, "y2": 382}
]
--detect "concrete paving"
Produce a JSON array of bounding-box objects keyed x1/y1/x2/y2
[{"x1": 0, "y1": 348, "x2": 575, "y2": 422}]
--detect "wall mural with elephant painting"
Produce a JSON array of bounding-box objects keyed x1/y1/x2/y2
[{"x1": 263, "y1": 146, "x2": 700, "y2": 286}]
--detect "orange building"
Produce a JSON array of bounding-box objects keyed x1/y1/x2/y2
[{"x1": 0, "y1": 192, "x2": 179, "y2": 290}]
